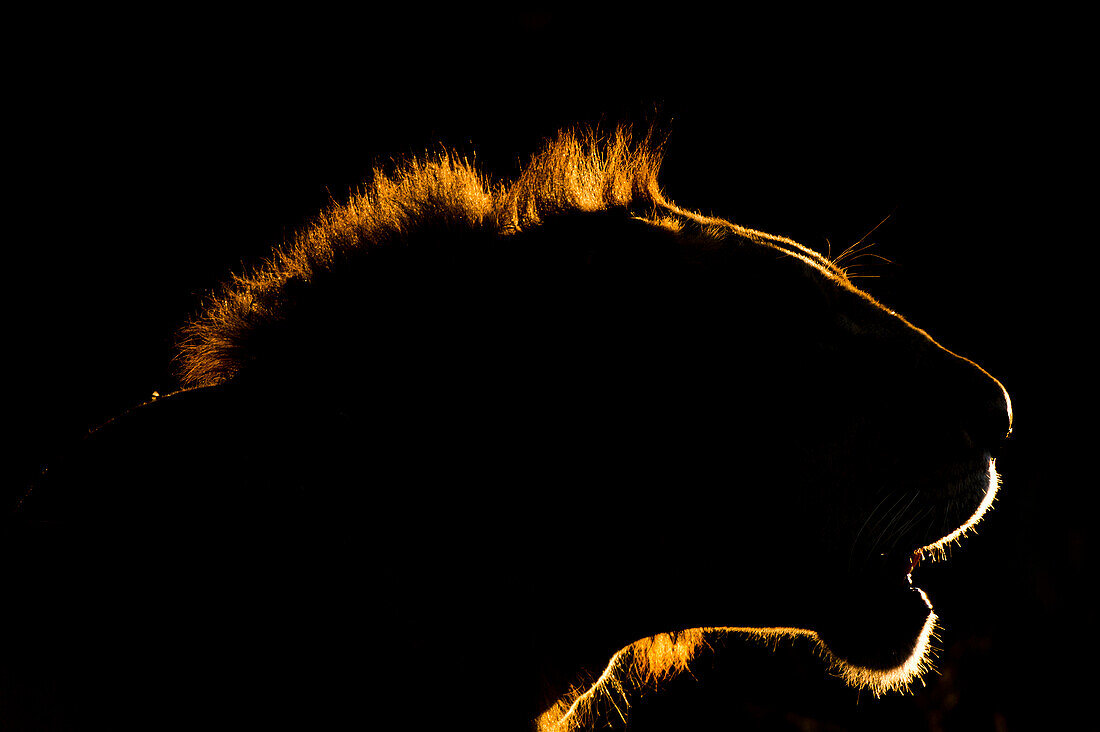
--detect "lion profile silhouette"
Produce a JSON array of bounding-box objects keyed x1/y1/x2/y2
[{"x1": 12, "y1": 126, "x2": 1011, "y2": 731}]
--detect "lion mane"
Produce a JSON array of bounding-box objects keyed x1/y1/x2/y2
[
  {"x1": 176, "y1": 126, "x2": 836, "y2": 390},
  {"x1": 177, "y1": 126, "x2": 665, "y2": 387}
]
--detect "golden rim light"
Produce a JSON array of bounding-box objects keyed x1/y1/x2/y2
[{"x1": 537, "y1": 459, "x2": 1002, "y2": 732}]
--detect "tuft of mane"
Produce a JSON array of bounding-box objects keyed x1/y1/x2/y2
[{"x1": 175, "y1": 126, "x2": 668, "y2": 388}]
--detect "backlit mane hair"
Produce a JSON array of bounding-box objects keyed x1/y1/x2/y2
[{"x1": 176, "y1": 126, "x2": 668, "y2": 388}]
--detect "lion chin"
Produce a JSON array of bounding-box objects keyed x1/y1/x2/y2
[{"x1": 538, "y1": 457, "x2": 1002, "y2": 732}]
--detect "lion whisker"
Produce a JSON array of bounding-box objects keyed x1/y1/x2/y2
[
  {"x1": 831, "y1": 212, "x2": 893, "y2": 267},
  {"x1": 887, "y1": 504, "x2": 935, "y2": 553},
  {"x1": 864, "y1": 490, "x2": 921, "y2": 566},
  {"x1": 851, "y1": 491, "x2": 899, "y2": 560}
]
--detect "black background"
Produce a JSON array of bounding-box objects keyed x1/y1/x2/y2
[{"x1": 7, "y1": 8, "x2": 1091, "y2": 730}]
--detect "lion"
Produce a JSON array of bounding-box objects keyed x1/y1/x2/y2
[{"x1": 9, "y1": 126, "x2": 1011, "y2": 731}]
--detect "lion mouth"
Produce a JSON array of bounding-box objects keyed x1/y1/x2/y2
[
  {"x1": 906, "y1": 549, "x2": 922, "y2": 576},
  {"x1": 815, "y1": 456, "x2": 1001, "y2": 674},
  {"x1": 907, "y1": 455, "x2": 1001, "y2": 574},
  {"x1": 882, "y1": 454, "x2": 1001, "y2": 583}
]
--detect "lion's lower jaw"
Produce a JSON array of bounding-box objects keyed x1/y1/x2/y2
[
  {"x1": 811, "y1": 587, "x2": 940, "y2": 695},
  {"x1": 536, "y1": 605, "x2": 939, "y2": 732}
]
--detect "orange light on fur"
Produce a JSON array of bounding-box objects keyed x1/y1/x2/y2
[
  {"x1": 537, "y1": 464, "x2": 1005, "y2": 732},
  {"x1": 916, "y1": 458, "x2": 1001, "y2": 564},
  {"x1": 536, "y1": 616, "x2": 942, "y2": 732}
]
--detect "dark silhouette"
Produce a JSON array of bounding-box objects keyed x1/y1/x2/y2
[{"x1": 5, "y1": 127, "x2": 1011, "y2": 731}]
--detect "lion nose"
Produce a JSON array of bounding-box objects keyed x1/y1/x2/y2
[
  {"x1": 955, "y1": 360, "x2": 1013, "y2": 456},
  {"x1": 964, "y1": 384, "x2": 1011, "y2": 455}
]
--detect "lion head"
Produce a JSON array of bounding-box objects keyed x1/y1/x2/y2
[{"x1": 17, "y1": 126, "x2": 1011, "y2": 730}]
